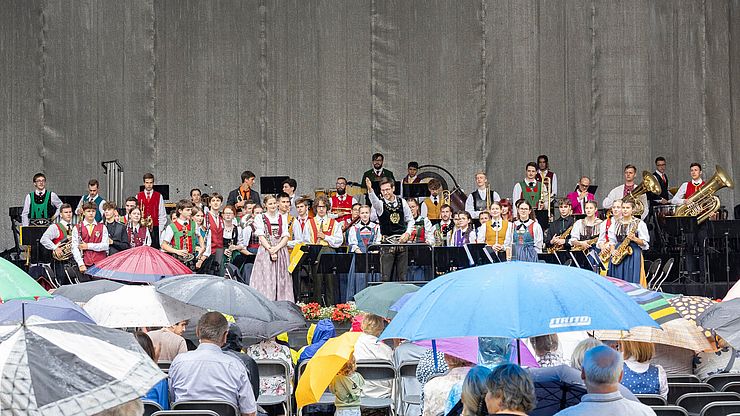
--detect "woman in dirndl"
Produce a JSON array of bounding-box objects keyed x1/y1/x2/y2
[
  {"x1": 607, "y1": 200, "x2": 650, "y2": 286},
  {"x1": 250, "y1": 194, "x2": 294, "y2": 302},
  {"x1": 505, "y1": 199, "x2": 543, "y2": 262}
]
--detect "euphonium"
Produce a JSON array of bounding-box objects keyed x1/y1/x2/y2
[
  {"x1": 623, "y1": 171, "x2": 661, "y2": 217},
  {"x1": 611, "y1": 220, "x2": 638, "y2": 265},
  {"x1": 52, "y1": 238, "x2": 73, "y2": 261},
  {"x1": 674, "y1": 165, "x2": 734, "y2": 224}
]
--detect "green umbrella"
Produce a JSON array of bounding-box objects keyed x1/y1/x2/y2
[
  {"x1": 353, "y1": 282, "x2": 419, "y2": 318},
  {"x1": 0, "y1": 257, "x2": 51, "y2": 303}
]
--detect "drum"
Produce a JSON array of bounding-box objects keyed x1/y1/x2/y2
[{"x1": 653, "y1": 204, "x2": 678, "y2": 227}]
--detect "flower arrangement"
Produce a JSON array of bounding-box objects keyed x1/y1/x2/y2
[{"x1": 298, "y1": 302, "x2": 361, "y2": 323}]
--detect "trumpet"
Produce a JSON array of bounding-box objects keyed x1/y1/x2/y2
[
  {"x1": 540, "y1": 177, "x2": 553, "y2": 221},
  {"x1": 441, "y1": 190, "x2": 451, "y2": 207}
]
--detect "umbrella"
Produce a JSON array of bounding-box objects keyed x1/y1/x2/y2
[
  {"x1": 0, "y1": 295, "x2": 95, "y2": 325},
  {"x1": 235, "y1": 300, "x2": 308, "y2": 339},
  {"x1": 154, "y1": 274, "x2": 282, "y2": 321},
  {"x1": 86, "y1": 246, "x2": 191, "y2": 283},
  {"x1": 529, "y1": 365, "x2": 588, "y2": 416},
  {"x1": 668, "y1": 295, "x2": 717, "y2": 338},
  {"x1": 353, "y1": 282, "x2": 420, "y2": 318},
  {"x1": 381, "y1": 263, "x2": 659, "y2": 342},
  {"x1": 697, "y1": 298, "x2": 740, "y2": 348},
  {"x1": 593, "y1": 317, "x2": 712, "y2": 352},
  {"x1": 84, "y1": 285, "x2": 205, "y2": 328},
  {"x1": 51, "y1": 280, "x2": 124, "y2": 303},
  {"x1": 605, "y1": 276, "x2": 681, "y2": 324},
  {"x1": 413, "y1": 337, "x2": 539, "y2": 367},
  {"x1": 295, "y1": 331, "x2": 362, "y2": 409},
  {"x1": 389, "y1": 292, "x2": 415, "y2": 312},
  {"x1": 0, "y1": 316, "x2": 164, "y2": 415},
  {"x1": 0, "y1": 257, "x2": 51, "y2": 302}
]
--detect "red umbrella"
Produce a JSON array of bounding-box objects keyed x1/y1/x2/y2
[{"x1": 86, "y1": 246, "x2": 191, "y2": 283}]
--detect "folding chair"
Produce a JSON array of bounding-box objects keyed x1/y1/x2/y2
[
  {"x1": 667, "y1": 382, "x2": 714, "y2": 404},
  {"x1": 705, "y1": 373, "x2": 740, "y2": 392},
  {"x1": 700, "y1": 401, "x2": 740, "y2": 416},
  {"x1": 650, "y1": 406, "x2": 688, "y2": 416},
  {"x1": 157, "y1": 360, "x2": 172, "y2": 374},
  {"x1": 675, "y1": 392, "x2": 740, "y2": 415},
  {"x1": 646, "y1": 258, "x2": 662, "y2": 288},
  {"x1": 143, "y1": 400, "x2": 164, "y2": 416},
  {"x1": 667, "y1": 374, "x2": 701, "y2": 384},
  {"x1": 172, "y1": 401, "x2": 239, "y2": 416},
  {"x1": 256, "y1": 359, "x2": 292, "y2": 416},
  {"x1": 653, "y1": 258, "x2": 674, "y2": 291},
  {"x1": 722, "y1": 382, "x2": 740, "y2": 393},
  {"x1": 296, "y1": 360, "x2": 335, "y2": 416},
  {"x1": 636, "y1": 394, "x2": 667, "y2": 406},
  {"x1": 397, "y1": 360, "x2": 421, "y2": 416},
  {"x1": 355, "y1": 359, "x2": 397, "y2": 416},
  {"x1": 152, "y1": 411, "x2": 219, "y2": 416}
]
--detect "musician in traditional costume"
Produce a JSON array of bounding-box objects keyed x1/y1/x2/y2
[
  {"x1": 281, "y1": 177, "x2": 299, "y2": 217},
  {"x1": 602, "y1": 165, "x2": 648, "y2": 220},
  {"x1": 401, "y1": 161, "x2": 421, "y2": 198},
  {"x1": 545, "y1": 198, "x2": 575, "y2": 252},
  {"x1": 597, "y1": 199, "x2": 622, "y2": 255},
  {"x1": 464, "y1": 171, "x2": 501, "y2": 220},
  {"x1": 420, "y1": 178, "x2": 443, "y2": 220},
  {"x1": 366, "y1": 177, "x2": 414, "y2": 282},
  {"x1": 40, "y1": 203, "x2": 74, "y2": 284},
  {"x1": 670, "y1": 162, "x2": 706, "y2": 276},
  {"x1": 330, "y1": 177, "x2": 356, "y2": 224},
  {"x1": 290, "y1": 197, "x2": 311, "y2": 248},
  {"x1": 161, "y1": 200, "x2": 204, "y2": 271},
  {"x1": 346, "y1": 205, "x2": 382, "y2": 299},
  {"x1": 21, "y1": 173, "x2": 62, "y2": 226},
  {"x1": 75, "y1": 179, "x2": 106, "y2": 223},
  {"x1": 512, "y1": 162, "x2": 541, "y2": 207},
  {"x1": 302, "y1": 196, "x2": 343, "y2": 304},
  {"x1": 671, "y1": 163, "x2": 705, "y2": 206},
  {"x1": 536, "y1": 155, "x2": 558, "y2": 197},
  {"x1": 71, "y1": 202, "x2": 109, "y2": 280},
  {"x1": 122, "y1": 197, "x2": 138, "y2": 224},
  {"x1": 607, "y1": 200, "x2": 650, "y2": 286},
  {"x1": 206, "y1": 193, "x2": 225, "y2": 275},
  {"x1": 433, "y1": 204, "x2": 454, "y2": 246},
  {"x1": 360, "y1": 153, "x2": 396, "y2": 189},
  {"x1": 477, "y1": 202, "x2": 512, "y2": 255},
  {"x1": 406, "y1": 198, "x2": 435, "y2": 281},
  {"x1": 102, "y1": 201, "x2": 130, "y2": 255},
  {"x1": 137, "y1": 173, "x2": 167, "y2": 248},
  {"x1": 222, "y1": 204, "x2": 247, "y2": 262},
  {"x1": 569, "y1": 200, "x2": 603, "y2": 269},
  {"x1": 566, "y1": 176, "x2": 595, "y2": 215},
  {"x1": 226, "y1": 170, "x2": 261, "y2": 216},
  {"x1": 250, "y1": 195, "x2": 293, "y2": 302},
  {"x1": 450, "y1": 211, "x2": 476, "y2": 247},
  {"x1": 192, "y1": 206, "x2": 211, "y2": 273},
  {"x1": 278, "y1": 192, "x2": 295, "y2": 235},
  {"x1": 505, "y1": 200, "x2": 543, "y2": 262},
  {"x1": 648, "y1": 157, "x2": 671, "y2": 207},
  {"x1": 126, "y1": 206, "x2": 151, "y2": 247},
  {"x1": 190, "y1": 188, "x2": 206, "y2": 212}
]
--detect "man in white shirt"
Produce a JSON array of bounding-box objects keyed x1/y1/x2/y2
[
  {"x1": 512, "y1": 162, "x2": 543, "y2": 207},
  {"x1": 464, "y1": 172, "x2": 501, "y2": 220},
  {"x1": 602, "y1": 164, "x2": 648, "y2": 220},
  {"x1": 21, "y1": 173, "x2": 63, "y2": 226},
  {"x1": 40, "y1": 203, "x2": 75, "y2": 284},
  {"x1": 671, "y1": 162, "x2": 705, "y2": 206},
  {"x1": 75, "y1": 179, "x2": 106, "y2": 223},
  {"x1": 554, "y1": 346, "x2": 655, "y2": 415},
  {"x1": 71, "y1": 202, "x2": 110, "y2": 281}
]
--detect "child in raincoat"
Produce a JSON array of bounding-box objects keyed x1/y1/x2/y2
[{"x1": 329, "y1": 353, "x2": 365, "y2": 416}]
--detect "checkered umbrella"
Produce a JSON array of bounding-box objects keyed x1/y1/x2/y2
[{"x1": 0, "y1": 317, "x2": 164, "y2": 415}]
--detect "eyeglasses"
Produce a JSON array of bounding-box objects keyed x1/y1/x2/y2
[
  {"x1": 579, "y1": 183, "x2": 589, "y2": 187},
  {"x1": 315, "y1": 205, "x2": 327, "y2": 208},
  {"x1": 656, "y1": 163, "x2": 666, "y2": 167},
  {"x1": 34, "y1": 179, "x2": 46, "y2": 183}
]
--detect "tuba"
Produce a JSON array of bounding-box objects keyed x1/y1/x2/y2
[
  {"x1": 623, "y1": 171, "x2": 661, "y2": 217},
  {"x1": 674, "y1": 165, "x2": 734, "y2": 224}
]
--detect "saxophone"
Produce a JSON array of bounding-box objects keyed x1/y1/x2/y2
[
  {"x1": 546, "y1": 223, "x2": 574, "y2": 254},
  {"x1": 571, "y1": 236, "x2": 598, "y2": 252},
  {"x1": 610, "y1": 220, "x2": 639, "y2": 265}
]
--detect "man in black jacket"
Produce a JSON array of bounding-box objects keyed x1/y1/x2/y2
[
  {"x1": 103, "y1": 201, "x2": 130, "y2": 255},
  {"x1": 227, "y1": 171, "x2": 261, "y2": 217}
]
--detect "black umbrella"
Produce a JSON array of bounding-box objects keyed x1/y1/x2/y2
[
  {"x1": 697, "y1": 298, "x2": 740, "y2": 348},
  {"x1": 529, "y1": 365, "x2": 588, "y2": 416},
  {"x1": 235, "y1": 301, "x2": 307, "y2": 339},
  {"x1": 52, "y1": 280, "x2": 124, "y2": 303}
]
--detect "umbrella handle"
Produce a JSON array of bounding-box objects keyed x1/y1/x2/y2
[{"x1": 432, "y1": 339, "x2": 438, "y2": 370}]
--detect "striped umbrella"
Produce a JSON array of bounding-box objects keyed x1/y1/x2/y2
[
  {"x1": 0, "y1": 317, "x2": 164, "y2": 415},
  {"x1": 604, "y1": 276, "x2": 680, "y2": 324},
  {"x1": 86, "y1": 246, "x2": 191, "y2": 283}
]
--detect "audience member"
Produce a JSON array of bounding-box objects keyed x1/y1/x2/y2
[
  {"x1": 298, "y1": 319, "x2": 336, "y2": 364},
  {"x1": 133, "y1": 331, "x2": 169, "y2": 410},
  {"x1": 530, "y1": 334, "x2": 564, "y2": 368},
  {"x1": 450, "y1": 365, "x2": 491, "y2": 416},
  {"x1": 484, "y1": 363, "x2": 536, "y2": 415},
  {"x1": 147, "y1": 320, "x2": 188, "y2": 362},
  {"x1": 694, "y1": 336, "x2": 740, "y2": 380},
  {"x1": 416, "y1": 349, "x2": 449, "y2": 415},
  {"x1": 568, "y1": 338, "x2": 638, "y2": 402},
  {"x1": 554, "y1": 345, "x2": 655, "y2": 415},
  {"x1": 353, "y1": 314, "x2": 394, "y2": 399},
  {"x1": 329, "y1": 353, "x2": 365, "y2": 416},
  {"x1": 619, "y1": 341, "x2": 667, "y2": 400},
  {"x1": 653, "y1": 344, "x2": 695, "y2": 375},
  {"x1": 169, "y1": 312, "x2": 257, "y2": 416},
  {"x1": 246, "y1": 335, "x2": 294, "y2": 402},
  {"x1": 222, "y1": 324, "x2": 261, "y2": 401},
  {"x1": 422, "y1": 354, "x2": 473, "y2": 416},
  {"x1": 92, "y1": 399, "x2": 144, "y2": 416}
]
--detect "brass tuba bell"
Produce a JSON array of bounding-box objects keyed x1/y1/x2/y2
[
  {"x1": 623, "y1": 171, "x2": 661, "y2": 217},
  {"x1": 674, "y1": 165, "x2": 734, "y2": 224}
]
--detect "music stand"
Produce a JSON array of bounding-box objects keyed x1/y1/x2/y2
[
  {"x1": 572, "y1": 185, "x2": 598, "y2": 195},
  {"x1": 434, "y1": 246, "x2": 470, "y2": 274},
  {"x1": 535, "y1": 210, "x2": 550, "y2": 230},
  {"x1": 572, "y1": 214, "x2": 586, "y2": 221},
  {"x1": 407, "y1": 244, "x2": 434, "y2": 280},
  {"x1": 300, "y1": 244, "x2": 326, "y2": 266},
  {"x1": 138, "y1": 184, "x2": 170, "y2": 200},
  {"x1": 569, "y1": 250, "x2": 593, "y2": 270},
  {"x1": 260, "y1": 176, "x2": 290, "y2": 195},
  {"x1": 537, "y1": 253, "x2": 561, "y2": 264},
  {"x1": 403, "y1": 183, "x2": 430, "y2": 198},
  {"x1": 483, "y1": 246, "x2": 506, "y2": 263},
  {"x1": 59, "y1": 195, "x2": 82, "y2": 209},
  {"x1": 355, "y1": 253, "x2": 381, "y2": 274},
  {"x1": 664, "y1": 216, "x2": 698, "y2": 283},
  {"x1": 20, "y1": 225, "x2": 52, "y2": 264},
  {"x1": 317, "y1": 253, "x2": 354, "y2": 305},
  {"x1": 465, "y1": 243, "x2": 492, "y2": 266},
  {"x1": 554, "y1": 251, "x2": 572, "y2": 266}
]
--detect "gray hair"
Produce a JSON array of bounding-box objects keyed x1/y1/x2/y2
[
  {"x1": 461, "y1": 366, "x2": 492, "y2": 416},
  {"x1": 197, "y1": 311, "x2": 229, "y2": 342},
  {"x1": 582, "y1": 345, "x2": 623, "y2": 385},
  {"x1": 486, "y1": 363, "x2": 536, "y2": 413},
  {"x1": 570, "y1": 338, "x2": 603, "y2": 371},
  {"x1": 92, "y1": 399, "x2": 143, "y2": 416}
]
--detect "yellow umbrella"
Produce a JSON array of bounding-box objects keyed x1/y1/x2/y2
[{"x1": 295, "y1": 331, "x2": 362, "y2": 409}]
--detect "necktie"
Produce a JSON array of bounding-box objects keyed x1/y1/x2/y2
[
  {"x1": 661, "y1": 173, "x2": 666, "y2": 183},
  {"x1": 87, "y1": 224, "x2": 94, "y2": 236},
  {"x1": 433, "y1": 197, "x2": 438, "y2": 205},
  {"x1": 300, "y1": 218, "x2": 305, "y2": 229},
  {"x1": 528, "y1": 182, "x2": 535, "y2": 188},
  {"x1": 67, "y1": 224, "x2": 73, "y2": 236}
]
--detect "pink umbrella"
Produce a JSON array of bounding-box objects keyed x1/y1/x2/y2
[
  {"x1": 415, "y1": 337, "x2": 539, "y2": 367},
  {"x1": 86, "y1": 246, "x2": 191, "y2": 283}
]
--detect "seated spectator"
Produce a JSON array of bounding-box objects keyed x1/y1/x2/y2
[
  {"x1": 554, "y1": 345, "x2": 655, "y2": 415},
  {"x1": 222, "y1": 324, "x2": 260, "y2": 401},
  {"x1": 246, "y1": 334, "x2": 293, "y2": 416},
  {"x1": 329, "y1": 353, "x2": 365, "y2": 416},
  {"x1": 134, "y1": 331, "x2": 169, "y2": 410},
  {"x1": 568, "y1": 338, "x2": 638, "y2": 402},
  {"x1": 416, "y1": 349, "x2": 449, "y2": 415},
  {"x1": 484, "y1": 363, "x2": 536, "y2": 415},
  {"x1": 653, "y1": 344, "x2": 694, "y2": 375},
  {"x1": 147, "y1": 320, "x2": 188, "y2": 362},
  {"x1": 694, "y1": 335, "x2": 740, "y2": 380},
  {"x1": 422, "y1": 354, "x2": 473, "y2": 416},
  {"x1": 298, "y1": 319, "x2": 336, "y2": 364},
  {"x1": 169, "y1": 312, "x2": 257, "y2": 416},
  {"x1": 446, "y1": 365, "x2": 491, "y2": 416},
  {"x1": 619, "y1": 341, "x2": 667, "y2": 400},
  {"x1": 353, "y1": 314, "x2": 394, "y2": 399},
  {"x1": 530, "y1": 334, "x2": 564, "y2": 368}
]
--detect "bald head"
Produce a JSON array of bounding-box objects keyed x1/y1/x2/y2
[{"x1": 582, "y1": 345, "x2": 623, "y2": 388}]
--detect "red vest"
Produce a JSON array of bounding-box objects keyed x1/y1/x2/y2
[
  {"x1": 208, "y1": 213, "x2": 224, "y2": 249},
  {"x1": 331, "y1": 195, "x2": 354, "y2": 223},
  {"x1": 78, "y1": 223, "x2": 106, "y2": 266},
  {"x1": 685, "y1": 181, "x2": 704, "y2": 199},
  {"x1": 137, "y1": 191, "x2": 162, "y2": 226},
  {"x1": 128, "y1": 226, "x2": 148, "y2": 247},
  {"x1": 53, "y1": 223, "x2": 70, "y2": 245}
]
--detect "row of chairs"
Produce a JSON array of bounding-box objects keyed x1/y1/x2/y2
[
  {"x1": 636, "y1": 374, "x2": 740, "y2": 416},
  {"x1": 665, "y1": 373, "x2": 740, "y2": 391},
  {"x1": 651, "y1": 403, "x2": 740, "y2": 416}
]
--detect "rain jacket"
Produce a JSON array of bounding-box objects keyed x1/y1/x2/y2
[{"x1": 298, "y1": 319, "x2": 336, "y2": 363}]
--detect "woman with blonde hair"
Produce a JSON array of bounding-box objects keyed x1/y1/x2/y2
[
  {"x1": 329, "y1": 353, "x2": 365, "y2": 416},
  {"x1": 353, "y1": 313, "x2": 393, "y2": 399},
  {"x1": 619, "y1": 340, "x2": 667, "y2": 400},
  {"x1": 446, "y1": 365, "x2": 492, "y2": 416}
]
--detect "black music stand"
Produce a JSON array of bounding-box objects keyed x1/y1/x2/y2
[
  {"x1": 20, "y1": 225, "x2": 52, "y2": 264},
  {"x1": 317, "y1": 253, "x2": 354, "y2": 305},
  {"x1": 535, "y1": 210, "x2": 550, "y2": 230},
  {"x1": 59, "y1": 195, "x2": 82, "y2": 209},
  {"x1": 664, "y1": 216, "x2": 698, "y2": 283},
  {"x1": 483, "y1": 246, "x2": 506, "y2": 263},
  {"x1": 554, "y1": 251, "x2": 572, "y2": 266},
  {"x1": 300, "y1": 244, "x2": 327, "y2": 266},
  {"x1": 569, "y1": 250, "x2": 594, "y2": 271},
  {"x1": 572, "y1": 185, "x2": 598, "y2": 195},
  {"x1": 704, "y1": 220, "x2": 740, "y2": 293},
  {"x1": 260, "y1": 176, "x2": 290, "y2": 195},
  {"x1": 403, "y1": 183, "x2": 430, "y2": 199},
  {"x1": 572, "y1": 214, "x2": 586, "y2": 221},
  {"x1": 465, "y1": 243, "x2": 492, "y2": 266},
  {"x1": 355, "y1": 253, "x2": 381, "y2": 273},
  {"x1": 407, "y1": 244, "x2": 434, "y2": 281},
  {"x1": 537, "y1": 253, "x2": 561, "y2": 265},
  {"x1": 138, "y1": 184, "x2": 170, "y2": 200},
  {"x1": 434, "y1": 246, "x2": 470, "y2": 274}
]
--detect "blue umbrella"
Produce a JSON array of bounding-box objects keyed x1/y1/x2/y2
[
  {"x1": 381, "y1": 262, "x2": 659, "y2": 341},
  {"x1": 0, "y1": 295, "x2": 96, "y2": 325}
]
